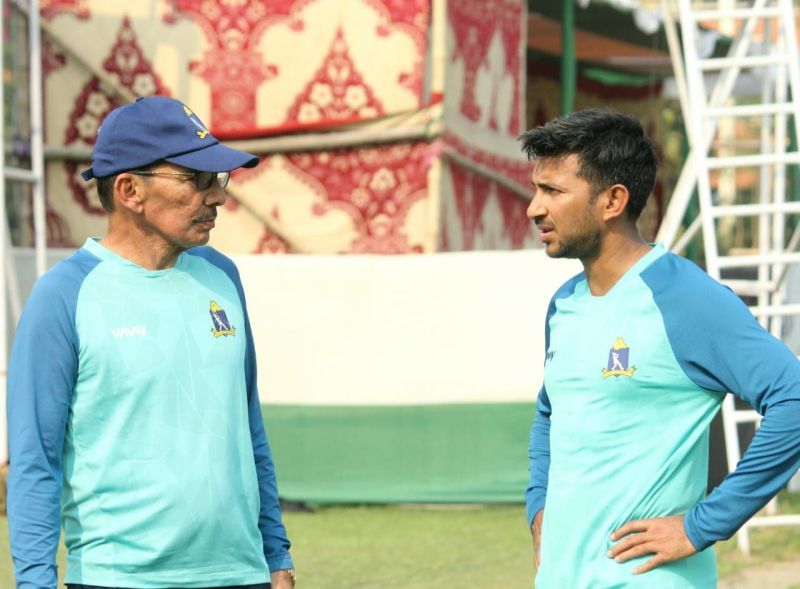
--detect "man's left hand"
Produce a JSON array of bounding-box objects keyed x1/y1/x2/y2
[
  {"x1": 271, "y1": 569, "x2": 295, "y2": 588},
  {"x1": 608, "y1": 514, "x2": 697, "y2": 574}
]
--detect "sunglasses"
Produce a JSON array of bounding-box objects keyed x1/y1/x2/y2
[{"x1": 131, "y1": 169, "x2": 231, "y2": 190}]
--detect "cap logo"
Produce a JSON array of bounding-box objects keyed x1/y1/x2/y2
[{"x1": 183, "y1": 104, "x2": 210, "y2": 140}]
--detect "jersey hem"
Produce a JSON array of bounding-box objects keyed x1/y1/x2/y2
[{"x1": 64, "y1": 566, "x2": 269, "y2": 588}]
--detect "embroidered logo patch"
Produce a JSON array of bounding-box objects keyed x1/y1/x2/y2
[
  {"x1": 209, "y1": 300, "x2": 236, "y2": 337},
  {"x1": 602, "y1": 337, "x2": 635, "y2": 378}
]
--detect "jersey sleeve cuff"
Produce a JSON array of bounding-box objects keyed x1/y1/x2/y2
[
  {"x1": 684, "y1": 509, "x2": 711, "y2": 552},
  {"x1": 526, "y1": 495, "x2": 545, "y2": 528},
  {"x1": 12, "y1": 561, "x2": 58, "y2": 589},
  {"x1": 266, "y1": 551, "x2": 294, "y2": 573}
]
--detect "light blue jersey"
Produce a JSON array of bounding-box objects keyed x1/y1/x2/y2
[
  {"x1": 8, "y1": 238, "x2": 292, "y2": 588},
  {"x1": 527, "y1": 244, "x2": 800, "y2": 588}
]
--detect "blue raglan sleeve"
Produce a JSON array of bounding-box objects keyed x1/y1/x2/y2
[
  {"x1": 241, "y1": 285, "x2": 294, "y2": 571},
  {"x1": 8, "y1": 263, "x2": 85, "y2": 589},
  {"x1": 191, "y1": 248, "x2": 293, "y2": 572},
  {"x1": 526, "y1": 386, "x2": 551, "y2": 526},
  {"x1": 644, "y1": 255, "x2": 800, "y2": 551},
  {"x1": 526, "y1": 276, "x2": 581, "y2": 527}
]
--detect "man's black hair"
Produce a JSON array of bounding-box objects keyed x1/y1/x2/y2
[{"x1": 518, "y1": 109, "x2": 658, "y2": 220}]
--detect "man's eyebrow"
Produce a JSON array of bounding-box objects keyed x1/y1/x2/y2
[{"x1": 532, "y1": 179, "x2": 563, "y2": 191}]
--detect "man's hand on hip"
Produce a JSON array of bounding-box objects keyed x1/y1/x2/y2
[
  {"x1": 531, "y1": 509, "x2": 544, "y2": 569},
  {"x1": 271, "y1": 569, "x2": 295, "y2": 588},
  {"x1": 608, "y1": 514, "x2": 697, "y2": 574}
]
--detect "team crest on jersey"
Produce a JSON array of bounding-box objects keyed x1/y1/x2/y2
[
  {"x1": 601, "y1": 337, "x2": 636, "y2": 378},
  {"x1": 209, "y1": 300, "x2": 236, "y2": 337}
]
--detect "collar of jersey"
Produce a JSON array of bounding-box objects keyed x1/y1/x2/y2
[
  {"x1": 579, "y1": 242, "x2": 666, "y2": 299},
  {"x1": 83, "y1": 237, "x2": 186, "y2": 276}
]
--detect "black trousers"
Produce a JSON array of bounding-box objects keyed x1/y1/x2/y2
[{"x1": 67, "y1": 584, "x2": 271, "y2": 589}]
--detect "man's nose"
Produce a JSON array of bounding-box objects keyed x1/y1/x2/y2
[
  {"x1": 205, "y1": 181, "x2": 227, "y2": 206},
  {"x1": 527, "y1": 193, "x2": 544, "y2": 220}
]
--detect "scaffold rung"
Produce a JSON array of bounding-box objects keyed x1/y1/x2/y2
[
  {"x1": 3, "y1": 166, "x2": 37, "y2": 183},
  {"x1": 733, "y1": 410, "x2": 762, "y2": 424},
  {"x1": 699, "y1": 54, "x2": 789, "y2": 71},
  {"x1": 703, "y1": 102, "x2": 797, "y2": 119},
  {"x1": 706, "y1": 151, "x2": 800, "y2": 169},
  {"x1": 717, "y1": 251, "x2": 800, "y2": 268},
  {"x1": 746, "y1": 515, "x2": 800, "y2": 528},
  {"x1": 691, "y1": 7, "x2": 783, "y2": 21},
  {"x1": 748, "y1": 303, "x2": 800, "y2": 317},
  {"x1": 721, "y1": 279, "x2": 777, "y2": 296},
  {"x1": 710, "y1": 201, "x2": 800, "y2": 218}
]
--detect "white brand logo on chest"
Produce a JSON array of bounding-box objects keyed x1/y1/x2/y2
[{"x1": 110, "y1": 325, "x2": 147, "y2": 338}]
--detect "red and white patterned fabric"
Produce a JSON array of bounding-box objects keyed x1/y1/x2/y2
[
  {"x1": 35, "y1": 0, "x2": 540, "y2": 254},
  {"x1": 163, "y1": 0, "x2": 429, "y2": 136},
  {"x1": 219, "y1": 142, "x2": 434, "y2": 254},
  {"x1": 447, "y1": 0, "x2": 524, "y2": 135},
  {"x1": 440, "y1": 160, "x2": 536, "y2": 252},
  {"x1": 440, "y1": 0, "x2": 532, "y2": 252}
]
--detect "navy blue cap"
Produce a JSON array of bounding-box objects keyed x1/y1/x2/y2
[{"x1": 81, "y1": 96, "x2": 259, "y2": 180}]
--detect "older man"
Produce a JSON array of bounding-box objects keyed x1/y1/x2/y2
[{"x1": 8, "y1": 96, "x2": 295, "y2": 589}]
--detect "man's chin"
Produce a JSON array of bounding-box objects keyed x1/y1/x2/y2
[{"x1": 179, "y1": 233, "x2": 212, "y2": 251}]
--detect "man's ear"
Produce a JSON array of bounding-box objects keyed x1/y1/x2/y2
[
  {"x1": 602, "y1": 184, "x2": 630, "y2": 222},
  {"x1": 114, "y1": 174, "x2": 145, "y2": 214}
]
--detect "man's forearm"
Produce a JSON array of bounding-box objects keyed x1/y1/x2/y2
[
  {"x1": 685, "y1": 398, "x2": 800, "y2": 549},
  {"x1": 526, "y1": 409, "x2": 551, "y2": 526}
]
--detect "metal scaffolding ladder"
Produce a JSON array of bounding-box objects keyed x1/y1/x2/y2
[
  {"x1": 1, "y1": 0, "x2": 46, "y2": 465},
  {"x1": 659, "y1": 0, "x2": 800, "y2": 555}
]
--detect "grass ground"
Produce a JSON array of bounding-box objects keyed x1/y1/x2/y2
[{"x1": 2, "y1": 494, "x2": 799, "y2": 588}]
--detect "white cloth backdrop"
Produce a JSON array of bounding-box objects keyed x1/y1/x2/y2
[{"x1": 235, "y1": 250, "x2": 580, "y2": 406}]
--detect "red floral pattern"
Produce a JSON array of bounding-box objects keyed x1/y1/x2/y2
[
  {"x1": 449, "y1": 163, "x2": 489, "y2": 250},
  {"x1": 446, "y1": 162, "x2": 534, "y2": 251},
  {"x1": 42, "y1": 40, "x2": 67, "y2": 142},
  {"x1": 63, "y1": 80, "x2": 124, "y2": 216},
  {"x1": 102, "y1": 17, "x2": 170, "y2": 96},
  {"x1": 167, "y1": 0, "x2": 428, "y2": 133},
  {"x1": 448, "y1": 0, "x2": 524, "y2": 134},
  {"x1": 253, "y1": 226, "x2": 291, "y2": 253},
  {"x1": 40, "y1": 0, "x2": 89, "y2": 20},
  {"x1": 443, "y1": 131, "x2": 530, "y2": 191},
  {"x1": 496, "y1": 183, "x2": 534, "y2": 248},
  {"x1": 286, "y1": 28, "x2": 384, "y2": 124},
  {"x1": 166, "y1": 0, "x2": 312, "y2": 133},
  {"x1": 42, "y1": 40, "x2": 66, "y2": 78},
  {"x1": 43, "y1": 209, "x2": 75, "y2": 247},
  {"x1": 282, "y1": 142, "x2": 432, "y2": 253},
  {"x1": 63, "y1": 17, "x2": 170, "y2": 216},
  {"x1": 362, "y1": 0, "x2": 429, "y2": 99}
]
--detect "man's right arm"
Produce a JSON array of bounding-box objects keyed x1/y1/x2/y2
[
  {"x1": 526, "y1": 386, "x2": 551, "y2": 527},
  {"x1": 526, "y1": 386, "x2": 551, "y2": 570},
  {"x1": 526, "y1": 281, "x2": 574, "y2": 567},
  {"x1": 8, "y1": 274, "x2": 78, "y2": 589}
]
